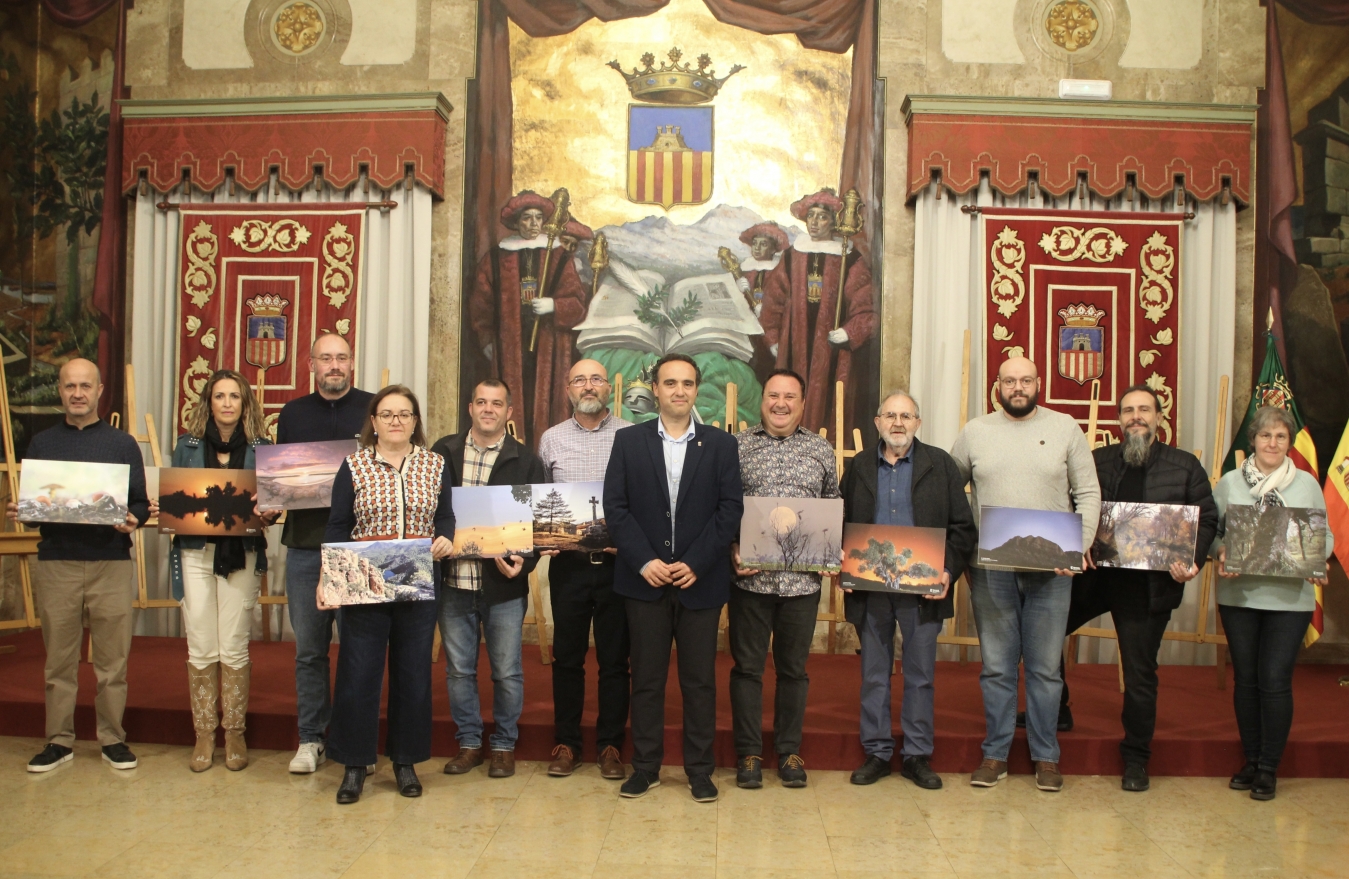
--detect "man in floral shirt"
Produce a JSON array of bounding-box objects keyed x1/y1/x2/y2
[{"x1": 731, "y1": 369, "x2": 841, "y2": 789}]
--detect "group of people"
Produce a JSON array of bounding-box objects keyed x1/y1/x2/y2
[{"x1": 13, "y1": 336, "x2": 1333, "y2": 806}]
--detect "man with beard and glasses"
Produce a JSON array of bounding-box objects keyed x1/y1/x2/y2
[
  {"x1": 951, "y1": 356, "x2": 1099, "y2": 793},
  {"x1": 1034, "y1": 384, "x2": 1216, "y2": 792},
  {"x1": 276, "y1": 334, "x2": 374, "y2": 774},
  {"x1": 536, "y1": 359, "x2": 632, "y2": 780}
]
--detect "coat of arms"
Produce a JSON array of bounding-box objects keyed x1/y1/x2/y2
[
  {"x1": 245, "y1": 293, "x2": 289, "y2": 370},
  {"x1": 1057, "y1": 303, "x2": 1105, "y2": 385}
]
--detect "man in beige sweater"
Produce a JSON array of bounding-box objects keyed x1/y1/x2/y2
[{"x1": 950, "y1": 357, "x2": 1100, "y2": 793}]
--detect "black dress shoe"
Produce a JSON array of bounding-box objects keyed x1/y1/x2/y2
[
  {"x1": 1250, "y1": 768, "x2": 1277, "y2": 801},
  {"x1": 900, "y1": 755, "x2": 943, "y2": 790},
  {"x1": 393, "y1": 762, "x2": 422, "y2": 797},
  {"x1": 850, "y1": 754, "x2": 892, "y2": 785},
  {"x1": 1121, "y1": 762, "x2": 1150, "y2": 792},
  {"x1": 1229, "y1": 761, "x2": 1258, "y2": 790},
  {"x1": 336, "y1": 765, "x2": 366, "y2": 805}
]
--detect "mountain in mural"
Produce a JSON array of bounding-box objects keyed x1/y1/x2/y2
[{"x1": 597, "y1": 204, "x2": 804, "y2": 282}]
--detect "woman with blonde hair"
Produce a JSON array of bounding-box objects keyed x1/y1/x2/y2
[
  {"x1": 324, "y1": 384, "x2": 454, "y2": 804},
  {"x1": 161, "y1": 370, "x2": 277, "y2": 771}
]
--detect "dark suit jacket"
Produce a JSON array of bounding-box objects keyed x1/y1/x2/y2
[
  {"x1": 1079, "y1": 441, "x2": 1219, "y2": 614},
  {"x1": 431, "y1": 431, "x2": 546, "y2": 605},
  {"x1": 604, "y1": 419, "x2": 744, "y2": 610},
  {"x1": 840, "y1": 438, "x2": 978, "y2": 626}
]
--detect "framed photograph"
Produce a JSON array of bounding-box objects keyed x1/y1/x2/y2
[
  {"x1": 17, "y1": 459, "x2": 131, "y2": 527},
  {"x1": 319, "y1": 538, "x2": 436, "y2": 605},
  {"x1": 449, "y1": 484, "x2": 534, "y2": 558},
  {"x1": 977, "y1": 506, "x2": 1084, "y2": 573},
  {"x1": 255, "y1": 440, "x2": 356, "y2": 512},
  {"x1": 1224, "y1": 505, "x2": 1329, "y2": 580},
  {"x1": 840, "y1": 523, "x2": 948, "y2": 595},
  {"x1": 157, "y1": 467, "x2": 264, "y2": 536},
  {"x1": 531, "y1": 482, "x2": 612, "y2": 552},
  {"x1": 1092, "y1": 501, "x2": 1200, "y2": 572},
  {"x1": 739, "y1": 497, "x2": 844, "y2": 573}
]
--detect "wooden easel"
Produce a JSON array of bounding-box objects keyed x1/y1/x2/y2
[{"x1": 0, "y1": 353, "x2": 39, "y2": 635}]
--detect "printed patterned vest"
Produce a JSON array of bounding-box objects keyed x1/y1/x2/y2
[{"x1": 345, "y1": 445, "x2": 446, "y2": 540}]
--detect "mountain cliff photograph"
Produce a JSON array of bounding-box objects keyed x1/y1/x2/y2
[
  {"x1": 977, "y1": 506, "x2": 1084, "y2": 573},
  {"x1": 319, "y1": 538, "x2": 435, "y2": 606},
  {"x1": 1224, "y1": 505, "x2": 1329, "y2": 580},
  {"x1": 156, "y1": 467, "x2": 263, "y2": 536}
]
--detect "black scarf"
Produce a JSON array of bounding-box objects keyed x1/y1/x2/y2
[{"x1": 204, "y1": 419, "x2": 249, "y2": 578}]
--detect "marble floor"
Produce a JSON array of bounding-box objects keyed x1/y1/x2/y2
[{"x1": 0, "y1": 736, "x2": 1345, "y2": 879}]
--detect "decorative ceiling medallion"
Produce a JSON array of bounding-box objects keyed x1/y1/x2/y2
[
  {"x1": 1046, "y1": 0, "x2": 1099, "y2": 52},
  {"x1": 271, "y1": 1, "x2": 325, "y2": 56}
]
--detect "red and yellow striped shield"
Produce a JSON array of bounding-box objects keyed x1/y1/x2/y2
[{"x1": 627, "y1": 106, "x2": 713, "y2": 210}]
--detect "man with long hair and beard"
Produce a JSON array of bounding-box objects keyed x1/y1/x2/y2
[
  {"x1": 951, "y1": 356, "x2": 1100, "y2": 793},
  {"x1": 1036, "y1": 385, "x2": 1217, "y2": 793}
]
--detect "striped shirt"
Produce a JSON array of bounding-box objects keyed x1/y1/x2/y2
[
  {"x1": 451, "y1": 433, "x2": 503, "y2": 591},
  {"x1": 537, "y1": 411, "x2": 632, "y2": 483}
]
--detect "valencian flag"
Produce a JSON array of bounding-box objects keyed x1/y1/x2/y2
[
  {"x1": 1222, "y1": 327, "x2": 1322, "y2": 645},
  {"x1": 1325, "y1": 420, "x2": 1349, "y2": 576},
  {"x1": 627, "y1": 106, "x2": 713, "y2": 210}
]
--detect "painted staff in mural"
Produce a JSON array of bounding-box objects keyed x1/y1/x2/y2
[
  {"x1": 469, "y1": 190, "x2": 588, "y2": 444},
  {"x1": 759, "y1": 189, "x2": 876, "y2": 434}
]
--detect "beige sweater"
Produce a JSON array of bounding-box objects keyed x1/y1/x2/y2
[{"x1": 950, "y1": 406, "x2": 1101, "y2": 551}]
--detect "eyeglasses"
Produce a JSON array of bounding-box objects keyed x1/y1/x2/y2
[
  {"x1": 1255, "y1": 432, "x2": 1290, "y2": 444},
  {"x1": 376, "y1": 411, "x2": 415, "y2": 423},
  {"x1": 568, "y1": 375, "x2": 609, "y2": 388},
  {"x1": 878, "y1": 412, "x2": 919, "y2": 424},
  {"x1": 999, "y1": 377, "x2": 1037, "y2": 389},
  {"x1": 315, "y1": 354, "x2": 351, "y2": 365}
]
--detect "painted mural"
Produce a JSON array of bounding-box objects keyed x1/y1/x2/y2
[{"x1": 461, "y1": 0, "x2": 877, "y2": 445}]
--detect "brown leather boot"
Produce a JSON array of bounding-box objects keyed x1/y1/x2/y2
[
  {"x1": 220, "y1": 663, "x2": 250, "y2": 771},
  {"x1": 489, "y1": 749, "x2": 516, "y2": 778},
  {"x1": 548, "y1": 744, "x2": 576, "y2": 777},
  {"x1": 443, "y1": 747, "x2": 484, "y2": 774},
  {"x1": 187, "y1": 662, "x2": 218, "y2": 772}
]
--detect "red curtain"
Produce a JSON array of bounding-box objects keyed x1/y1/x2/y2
[{"x1": 469, "y1": 0, "x2": 876, "y2": 265}]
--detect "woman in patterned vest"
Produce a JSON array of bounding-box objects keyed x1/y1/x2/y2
[{"x1": 322, "y1": 384, "x2": 455, "y2": 804}]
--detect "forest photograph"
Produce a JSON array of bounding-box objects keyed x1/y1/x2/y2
[
  {"x1": 1092, "y1": 501, "x2": 1200, "y2": 572},
  {"x1": 1225, "y1": 505, "x2": 1329, "y2": 580}
]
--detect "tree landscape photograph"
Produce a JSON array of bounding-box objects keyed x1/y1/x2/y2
[
  {"x1": 739, "y1": 496, "x2": 844, "y2": 573},
  {"x1": 319, "y1": 538, "x2": 435, "y2": 605},
  {"x1": 156, "y1": 467, "x2": 262, "y2": 536},
  {"x1": 977, "y1": 506, "x2": 1084, "y2": 572},
  {"x1": 16, "y1": 459, "x2": 128, "y2": 526},
  {"x1": 449, "y1": 484, "x2": 533, "y2": 558},
  {"x1": 530, "y1": 481, "x2": 611, "y2": 552},
  {"x1": 1224, "y1": 505, "x2": 1329, "y2": 580},
  {"x1": 840, "y1": 523, "x2": 947, "y2": 595},
  {"x1": 255, "y1": 439, "x2": 356, "y2": 512},
  {"x1": 1092, "y1": 501, "x2": 1200, "y2": 572}
]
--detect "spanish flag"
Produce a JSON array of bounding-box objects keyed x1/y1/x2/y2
[
  {"x1": 1325, "y1": 420, "x2": 1349, "y2": 576},
  {"x1": 1222, "y1": 328, "x2": 1322, "y2": 645}
]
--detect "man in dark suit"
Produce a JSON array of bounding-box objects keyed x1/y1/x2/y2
[
  {"x1": 1053, "y1": 384, "x2": 1218, "y2": 792},
  {"x1": 604, "y1": 353, "x2": 744, "y2": 802},
  {"x1": 431, "y1": 379, "x2": 546, "y2": 779},
  {"x1": 840, "y1": 390, "x2": 977, "y2": 790}
]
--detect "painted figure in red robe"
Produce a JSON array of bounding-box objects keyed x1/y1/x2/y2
[
  {"x1": 469, "y1": 191, "x2": 587, "y2": 445},
  {"x1": 759, "y1": 188, "x2": 876, "y2": 434},
  {"x1": 735, "y1": 221, "x2": 790, "y2": 385}
]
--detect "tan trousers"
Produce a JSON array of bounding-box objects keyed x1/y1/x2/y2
[{"x1": 32, "y1": 559, "x2": 136, "y2": 747}]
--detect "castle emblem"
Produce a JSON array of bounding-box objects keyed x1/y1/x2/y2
[
  {"x1": 245, "y1": 293, "x2": 289, "y2": 370},
  {"x1": 1056, "y1": 303, "x2": 1105, "y2": 385}
]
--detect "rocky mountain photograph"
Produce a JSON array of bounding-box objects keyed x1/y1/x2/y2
[
  {"x1": 977, "y1": 506, "x2": 1084, "y2": 573},
  {"x1": 319, "y1": 538, "x2": 435, "y2": 606}
]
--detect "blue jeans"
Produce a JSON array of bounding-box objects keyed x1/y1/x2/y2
[
  {"x1": 285, "y1": 548, "x2": 339, "y2": 744},
  {"x1": 858, "y1": 592, "x2": 943, "y2": 760},
  {"x1": 969, "y1": 567, "x2": 1071, "y2": 763},
  {"x1": 438, "y1": 589, "x2": 526, "y2": 751}
]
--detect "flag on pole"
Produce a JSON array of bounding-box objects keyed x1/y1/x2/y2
[
  {"x1": 1222, "y1": 325, "x2": 1323, "y2": 646},
  {"x1": 1325, "y1": 419, "x2": 1349, "y2": 574}
]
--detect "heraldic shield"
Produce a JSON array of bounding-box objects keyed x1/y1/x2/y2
[
  {"x1": 627, "y1": 105, "x2": 713, "y2": 210},
  {"x1": 246, "y1": 294, "x2": 289, "y2": 370},
  {"x1": 1057, "y1": 304, "x2": 1105, "y2": 385}
]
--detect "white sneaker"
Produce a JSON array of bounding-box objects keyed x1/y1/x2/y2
[{"x1": 289, "y1": 742, "x2": 326, "y2": 774}]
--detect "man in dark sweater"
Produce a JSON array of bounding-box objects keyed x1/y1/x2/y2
[
  {"x1": 8, "y1": 359, "x2": 150, "y2": 772},
  {"x1": 276, "y1": 334, "x2": 374, "y2": 774}
]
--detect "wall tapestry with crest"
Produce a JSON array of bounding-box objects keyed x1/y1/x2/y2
[
  {"x1": 174, "y1": 204, "x2": 365, "y2": 439},
  {"x1": 980, "y1": 209, "x2": 1184, "y2": 445}
]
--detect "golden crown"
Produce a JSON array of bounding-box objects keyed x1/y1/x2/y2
[
  {"x1": 246, "y1": 293, "x2": 287, "y2": 317},
  {"x1": 607, "y1": 47, "x2": 744, "y2": 105},
  {"x1": 1057, "y1": 303, "x2": 1105, "y2": 327},
  {"x1": 626, "y1": 363, "x2": 656, "y2": 392}
]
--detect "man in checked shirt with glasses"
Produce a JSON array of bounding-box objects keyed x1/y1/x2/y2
[
  {"x1": 730, "y1": 369, "x2": 840, "y2": 789},
  {"x1": 537, "y1": 359, "x2": 633, "y2": 780}
]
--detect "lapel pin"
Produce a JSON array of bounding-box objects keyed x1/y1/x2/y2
[{"x1": 697, "y1": 441, "x2": 702, "y2": 447}]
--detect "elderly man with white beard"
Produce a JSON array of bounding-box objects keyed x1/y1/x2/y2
[
  {"x1": 537, "y1": 358, "x2": 633, "y2": 780},
  {"x1": 1043, "y1": 384, "x2": 1217, "y2": 793}
]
